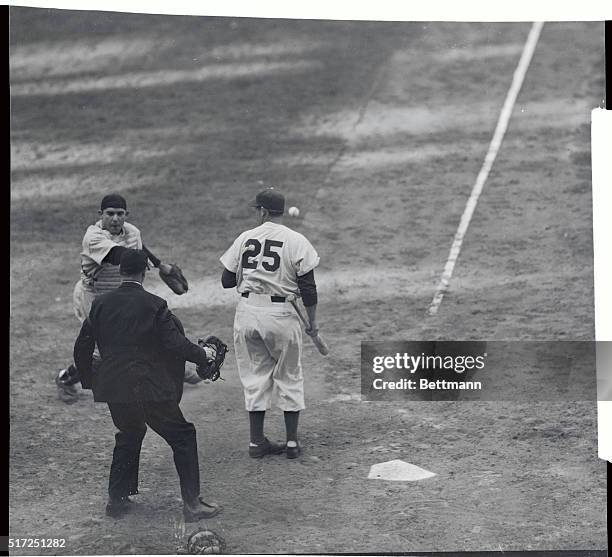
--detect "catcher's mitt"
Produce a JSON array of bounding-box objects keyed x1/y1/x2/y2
[
  {"x1": 196, "y1": 336, "x2": 228, "y2": 382},
  {"x1": 159, "y1": 263, "x2": 189, "y2": 295}
]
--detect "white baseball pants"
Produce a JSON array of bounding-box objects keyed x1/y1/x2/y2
[{"x1": 233, "y1": 294, "x2": 305, "y2": 412}]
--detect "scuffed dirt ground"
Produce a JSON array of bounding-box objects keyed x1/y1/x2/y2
[{"x1": 9, "y1": 10, "x2": 606, "y2": 554}]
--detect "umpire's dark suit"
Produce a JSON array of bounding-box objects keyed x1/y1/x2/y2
[{"x1": 74, "y1": 279, "x2": 210, "y2": 505}]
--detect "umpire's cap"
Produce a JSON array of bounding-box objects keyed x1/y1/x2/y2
[
  {"x1": 250, "y1": 188, "x2": 285, "y2": 215},
  {"x1": 120, "y1": 249, "x2": 149, "y2": 275}
]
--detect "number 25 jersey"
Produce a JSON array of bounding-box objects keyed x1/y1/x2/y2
[{"x1": 220, "y1": 221, "x2": 319, "y2": 298}]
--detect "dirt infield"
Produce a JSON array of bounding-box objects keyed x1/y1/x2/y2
[{"x1": 9, "y1": 10, "x2": 607, "y2": 554}]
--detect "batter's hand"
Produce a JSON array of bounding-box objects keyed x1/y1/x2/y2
[{"x1": 305, "y1": 322, "x2": 319, "y2": 337}]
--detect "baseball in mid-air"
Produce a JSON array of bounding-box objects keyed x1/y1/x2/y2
[{"x1": 288, "y1": 206, "x2": 300, "y2": 217}]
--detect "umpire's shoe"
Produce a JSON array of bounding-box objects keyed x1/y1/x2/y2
[
  {"x1": 105, "y1": 496, "x2": 133, "y2": 519},
  {"x1": 183, "y1": 498, "x2": 222, "y2": 522},
  {"x1": 248, "y1": 437, "x2": 286, "y2": 458}
]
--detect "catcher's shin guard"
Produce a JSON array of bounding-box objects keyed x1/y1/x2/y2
[
  {"x1": 56, "y1": 364, "x2": 80, "y2": 404},
  {"x1": 58, "y1": 363, "x2": 80, "y2": 386}
]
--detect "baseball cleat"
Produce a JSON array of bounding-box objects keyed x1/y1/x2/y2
[
  {"x1": 183, "y1": 498, "x2": 222, "y2": 522},
  {"x1": 248, "y1": 437, "x2": 286, "y2": 459},
  {"x1": 286, "y1": 442, "x2": 301, "y2": 459},
  {"x1": 55, "y1": 370, "x2": 79, "y2": 404}
]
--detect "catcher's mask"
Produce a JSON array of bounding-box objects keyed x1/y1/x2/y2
[{"x1": 187, "y1": 528, "x2": 226, "y2": 555}]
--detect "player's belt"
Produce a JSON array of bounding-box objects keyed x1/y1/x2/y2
[{"x1": 242, "y1": 292, "x2": 286, "y2": 303}]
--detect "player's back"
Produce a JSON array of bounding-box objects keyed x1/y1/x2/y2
[{"x1": 231, "y1": 222, "x2": 319, "y2": 298}]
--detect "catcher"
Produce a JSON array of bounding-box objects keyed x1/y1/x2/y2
[{"x1": 56, "y1": 193, "x2": 195, "y2": 403}]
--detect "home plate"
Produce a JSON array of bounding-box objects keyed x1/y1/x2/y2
[{"x1": 368, "y1": 460, "x2": 436, "y2": 481}]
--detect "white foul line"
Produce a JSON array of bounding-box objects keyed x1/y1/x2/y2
[{"x1": 427, "y1": 22, "x2": 544, "y2": 317}]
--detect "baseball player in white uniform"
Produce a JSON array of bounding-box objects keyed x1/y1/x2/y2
[
  {"x1": 220, "y1": 188, "x2": 320, "y2": 459},
  {"x1": 56, "y1": 193, "x2": 201, "y2": 402}
]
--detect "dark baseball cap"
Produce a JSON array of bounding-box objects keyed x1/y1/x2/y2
[
  {"x1": 119, "y1": 249, "x2": 148, "y2": 275},
  {"x1": 101, "y1": 193, "x2": 127, "y2": 211},
  {"x1": 250, "y1": 188, "x2": 285, "y2": 215}
]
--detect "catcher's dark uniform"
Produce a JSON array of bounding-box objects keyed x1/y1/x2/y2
[{"x1": 74, "y1": 281, "x2": 211, "y2": 503}]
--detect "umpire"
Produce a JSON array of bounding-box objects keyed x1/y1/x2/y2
[{"x1": 74, "y1": 249, "x2": 222, "y2": 521}]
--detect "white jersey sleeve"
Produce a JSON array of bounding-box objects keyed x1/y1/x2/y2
[
  {"x1": 220, "y1": 232, "x2": 248, "y2": 274},
  {"x1": 220, "y1": 222, "x2": 319, "y2": 298},
  {"x1": 290, "y1": 233, "x2": 319, "y2": 277}
]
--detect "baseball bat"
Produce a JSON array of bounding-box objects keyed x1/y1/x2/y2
[{"x1": 289, "y1": 299, "x2": 329, "y2": 356}]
